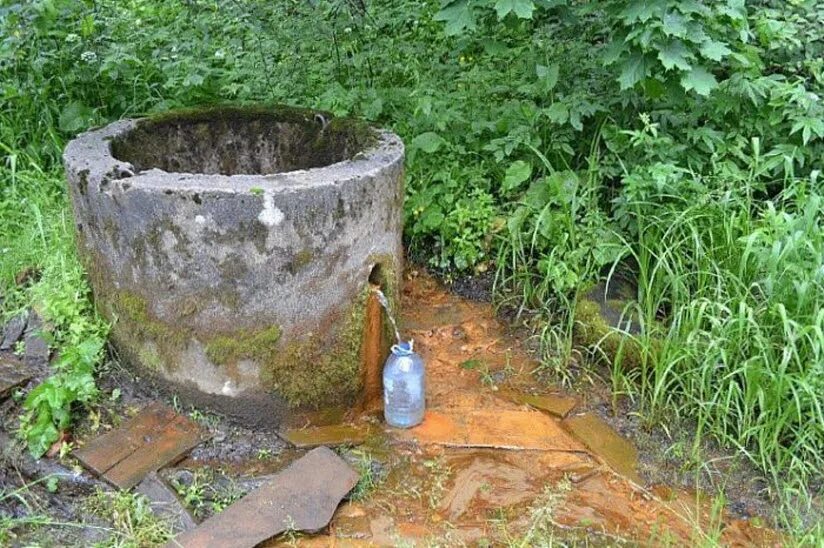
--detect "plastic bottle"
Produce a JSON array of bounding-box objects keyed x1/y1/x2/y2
[{"x1": 383, "y1": 340, "x2": 425, "y2": 428}]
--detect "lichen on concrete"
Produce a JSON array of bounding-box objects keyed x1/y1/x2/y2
[{"x1": 260, "y1": 287, "x2": 371, "y2": 408}]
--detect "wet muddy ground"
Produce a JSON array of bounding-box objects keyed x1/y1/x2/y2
[{"x1": 1, "y1": 269, "x2": 787, "y2": 546}]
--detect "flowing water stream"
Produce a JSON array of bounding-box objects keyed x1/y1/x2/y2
[{"x1": 372, "y1": 287, "x2": 402, "y2": 344}]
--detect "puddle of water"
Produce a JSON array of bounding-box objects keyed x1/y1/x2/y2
[
  {"x1": 215, "y1": 272, "x2": 782, "y2": 546},
  {"x1": 439, "y1": 456, "x2": 535, "y2": 521},
  {"x1": 284, "y1": 406, "x2": 348, "y2": 429}
]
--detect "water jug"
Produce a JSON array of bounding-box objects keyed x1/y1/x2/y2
[{"x1": 383, "y1": 340, "x2": 425, "y2": 428}]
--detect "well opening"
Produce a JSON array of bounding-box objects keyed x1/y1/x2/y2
[{"x1": 110, "y1": 106, "x2": 374, "y2": 176}]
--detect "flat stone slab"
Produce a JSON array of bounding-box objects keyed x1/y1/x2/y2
[
  {"x1": 396, "y1": 409, "x2": 587, "y2": 452},
  {"x1": 0, "y1": 355, "x2": 32, "y2": 399},
  {"x1": 169, "y1": 446, "x2": 359, "y2": 548},
  {"x1": 136, "y1": 471, "x2": 198, "y2": 533},
  {"x1": 74, "y1": 403, "x2": 208, "y2": 489},
  {"x1": 281, "y1": 424, "x2": 370, "y2": 448},
  {"x1": 499, "y1": 390, "x2": 578, "y2": 418},
  {"x1": 561, "y1": 412, "x2": 640, "y2": 483}
]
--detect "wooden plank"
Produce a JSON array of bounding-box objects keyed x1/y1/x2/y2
[
  {"x1": 561, "y1": 412, "x2": 640, "y2": 483},
  {"x1": 105, "y1": 413, "x2": 205, "y2": 490},
  {"x1": 74, "y1": 403, "x2": 207, "y2": 489},
  {"x1": 74, "y1": 403, "x2": 176, "y2": 476},
  {"x1": 499, "y1": 390, "x2": 578, "y2": 418},
  {"x1": 281, "y1": 424, "x2": 370, "y2": 448},
  {"x1": 169, "y1": 447, "x2": 359, "y2": 548},
  {"x1": 396, "y1": 409, "x2": 588, "y2": 453}
]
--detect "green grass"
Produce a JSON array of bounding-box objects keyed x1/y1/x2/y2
[
  {"x1": 85, "y1": 489, "x2": 174, "y2": 547},
  {"x1": 1, "y1": 0, "x2": 822, "y2": 540},
  {"x1": 611, "y1": 175, "x2": 824, "y2": 529}
]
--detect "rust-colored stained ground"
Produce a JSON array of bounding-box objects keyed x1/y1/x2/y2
[{"x1": 272, "y1": 271, "x2": 781, "y2": 547}]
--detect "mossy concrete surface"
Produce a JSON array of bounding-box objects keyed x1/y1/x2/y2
[
  {"x1": 573, "y1": 277, "x2": 647, "y2": 369},
  {"x1": 63, "y1": 104, "x2": 404, "y2": 427}
]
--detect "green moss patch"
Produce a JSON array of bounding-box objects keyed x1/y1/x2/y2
[
  {"x1": 205, "y1": 325, "x2": 282, "y2": 365},
  {"x1": 573, "y1": 298, "x2": 644, "y2": 369},
  {"x1": 259, "y1": 286, "x2": 370, "y2": 408}
]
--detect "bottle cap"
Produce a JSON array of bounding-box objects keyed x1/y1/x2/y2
[{"x1": 391, "y1": 340, "x2": 414, "y2": 355}]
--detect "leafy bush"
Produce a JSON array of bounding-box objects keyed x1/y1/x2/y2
[{"x1": 0, "y1": 0, "x2": 822, "y2": 529}]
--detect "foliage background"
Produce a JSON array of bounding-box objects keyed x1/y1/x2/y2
[{"x1": 0, "y1": 0, "x2": 822, "y2": 533}]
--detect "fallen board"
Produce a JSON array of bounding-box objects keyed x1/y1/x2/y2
[
  {"x1": 499, "y1": 390, "x2": 578, "y2": 418},
  {"x1": 280, "y1": 424, "x2": 370, "y2": 448},
  {"x1": 0, "y1": 355, "x2": 32, "y2": 399},
  {"x1": 74, "y1": 403, "x2": 207, "y2": 489},
  {"x1": 561, "y1": 412, "x2": 640, "y2": 483},
  {"x1": 169, "y1": 446, "x2": 359, "y2": 548},
  {"x1": 396, "y1": 409, "x2": 588, "y2": 453}
]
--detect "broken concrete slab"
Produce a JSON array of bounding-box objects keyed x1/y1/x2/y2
[
  {"x1": 136, "y1": 471, "x2": 198, "y2": 533},
  {"x1": 74, "y1": 403, "x2": 208, "y2": 489},
  {"x1": 0, "y1": 312, "x2": 27, "y2": 351},
  {"x1": 281, "y1": 424, "x2": 370, "y2": 448},
  {"x1": 561, "y1": 412, "x2": 640, "y2": 483},
  {"x1": 396, "y1": 409, "x2": 587, "y2": 453},
  {"x1": 499, "y1": 390, "x2": 578, "y2": 418},
  {"x1": 169, "y1": 446, "x2": 359, "y2": 548},
  {"x1": 0, "y1": 355, "x2": 32, "y2": 399}
]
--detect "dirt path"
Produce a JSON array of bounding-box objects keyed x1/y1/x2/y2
[{"x1": 265, "y1": 272, "x2": 781, "y2": 546}]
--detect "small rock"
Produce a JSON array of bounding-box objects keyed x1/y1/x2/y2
[
  {"x1": 136, "y1": 471, "x2": 198, "y2": 533},
  {"x1": 0, "y1": 312, "x2": 27, "y2": 351},
  {"x1": 169, "y1": 469, "x2": 196, "y2": 490},
  {"x1": 23, "y1": 312, "x2": 50, "y2": 367},
  {"x1": 0, "y1": 355, "x2": 32, "y2": 399}
]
